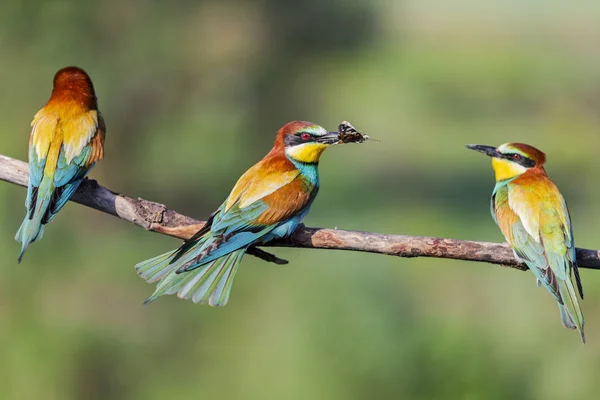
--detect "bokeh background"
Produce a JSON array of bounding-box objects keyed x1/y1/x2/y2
[{"x1": 2, "y1": 0, "x2": 600, "y2": 399}]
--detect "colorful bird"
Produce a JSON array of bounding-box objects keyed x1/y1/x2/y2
[
  {"x1": 16, "y1": 66, "x2": 105, "y2": 262},
  {"x1": 136, "y1": 121, "x2": 341, "y2": 306},
  {"x1": 467, "y1": 143, "x2": 585, "y2": 343}
]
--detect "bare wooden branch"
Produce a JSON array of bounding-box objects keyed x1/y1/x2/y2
[{"x1": 1, "y1": 153, "x2": 599, "y2": 271}]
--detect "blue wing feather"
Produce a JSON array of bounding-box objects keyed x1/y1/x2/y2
[
  {"x1": 495, "y1": 179, "x2": 585, "y2": 342},
  {"x1": 43, "y1": 145, "x2": 94, "y2": 223},
  {"x1": 17, "y1": 142, "x2": 96, "y2": 260},
  {"x1": 211, "y1": 200, "x2": 267, "y2": 235},
  {"x1": 28, "y1": 145, "x2": 45, "y2": 187},
  {"x1": 135, "y1": 174, "x2": 315, "y2": 306}
]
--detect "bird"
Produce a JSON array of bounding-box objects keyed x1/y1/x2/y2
[
  {"x1": 467, "y1": 143, "x2": 585, "y2": 343},
  {"x1": 135, "y1": 120, "x2": 341, "y2": 306},
  {"x1": 16, "y1": 66, "x2": 106, "y2": 262}
]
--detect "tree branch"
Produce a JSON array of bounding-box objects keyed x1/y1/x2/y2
[{"x1": 1, "y1": 153, "x2": 599, "y2": 271}]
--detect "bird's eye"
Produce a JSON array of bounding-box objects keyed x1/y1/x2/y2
[
  {"x1": 301, "y1": 133, "x2": 311, "y2": 141},
  {"x1": 512, "y1": 154, "x2": 522, "y2": 161}
]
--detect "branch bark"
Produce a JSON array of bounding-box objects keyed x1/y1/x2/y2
[{"x1": 1, "y1": 153, "x2": 599, "y2": 271}]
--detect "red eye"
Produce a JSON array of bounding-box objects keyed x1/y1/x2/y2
[
  {"x1": 512, "y1": 154, "x2": 521, "y2": 161},
  {"x1": 301, "y1": 133, "x2": 311, "y2": 141}
]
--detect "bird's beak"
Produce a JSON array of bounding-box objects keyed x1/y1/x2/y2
[
  {"x1": 466, "y1": 144, "x2": 500, "y2": 158},
  {"x1": 316, "y1": 132, "x2": 341, "y2": 145}
]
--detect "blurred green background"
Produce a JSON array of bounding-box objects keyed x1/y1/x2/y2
[{"x1": 1, "y1": 0, "x2": 600, "y2": 399}]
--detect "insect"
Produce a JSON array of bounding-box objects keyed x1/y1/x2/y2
[{"x1": 337, "y1": 121, "x2": 371, "y2": 143}]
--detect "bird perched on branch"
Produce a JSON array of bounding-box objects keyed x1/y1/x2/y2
[
  {"x1": 136, "y1": 121, "x2": 341, "y2": 306},
  {"x1": 16, "y1": 66, "x2": 105, "y2": 262},
  {"x1": 467, "y1": 143, "x2": 585, "y2": 343}
]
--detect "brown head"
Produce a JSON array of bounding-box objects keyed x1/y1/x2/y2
[
  {"x1": 271, "y1": 120, "x2": 340, "y2": 164},
  {"x1": 49, "y1": 66, "x2": 97, "y2": 109},
  {"x1": 466, "y1": 142, "x2": 547, "y2": 182}
]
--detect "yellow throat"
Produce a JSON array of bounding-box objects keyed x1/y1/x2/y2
[
  {"x1": 286, "y1": 143, "x2": 329, "y2": 163},
  {"x1": 491, "y1": 157, "x2": 527, "y2": 181}
]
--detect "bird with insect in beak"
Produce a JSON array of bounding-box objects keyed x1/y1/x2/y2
[
  {"x1": 136, "y1": 121, "x2": 342, "y2": 306},
  {"x1": 467, "y1": 143, "x2": 585, "y2": 343},
  {"x1": 16, "y1": 66, "x2": 105, "y2": 262}
]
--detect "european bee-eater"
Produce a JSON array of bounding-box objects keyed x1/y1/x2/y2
[
  {"x1": 467, "y1": 143, "x2": 585, "y2": 343},
  {"x1": 16, "y1": 66, "x2": 105, "y2": 262},
  {"x1": 136, "y1": 121, "x2": 341, "y2": 306}
]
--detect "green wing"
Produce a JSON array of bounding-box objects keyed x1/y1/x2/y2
[{"x1": 498, "y1": 181, "x2": 584, "y2": 340}]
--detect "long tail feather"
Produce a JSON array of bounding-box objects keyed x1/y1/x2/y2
[
  {"x1": 135, "y1": 250, "x2": 178, "y2": 283},
  {"x1": 135, "y1": 230, "x2": 247, "y2": 306},
  {"x1": 558, "y1": 303, "x2": 576, "y2": 329},
  {"x1": 558, "y1": 279, "x2": 585, "y2": 343},
  {"x1": 139, "y1": 249, "x2": 245, "y2": 306},
  {"x1": 15, "y1": 178, "x2": 54, "y2": 262},
  {"x1": 15, "y1": 222, "x2": 45, "y2": 263}
]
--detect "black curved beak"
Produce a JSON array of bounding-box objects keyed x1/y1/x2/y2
[
  {"x1": 466, "y1": 144, "x2": 500, "y2": 158},
  {"x1": 316, "y1": 132, "x2": 341, "y2": 145}
]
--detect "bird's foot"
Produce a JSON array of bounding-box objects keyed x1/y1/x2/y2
[{"x1": 247, "y1": 246, "x2": 289, "y2": 265}]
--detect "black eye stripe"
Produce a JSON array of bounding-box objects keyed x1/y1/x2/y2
[
  {"x1": 502, "y1": 153, "x2": 536, "y2": 168},
  {"x1": 284, "y1": 132, "x2": 316, "y2": 146}
]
